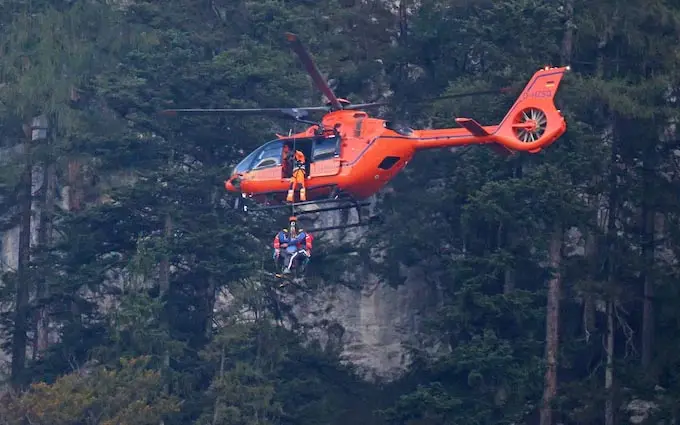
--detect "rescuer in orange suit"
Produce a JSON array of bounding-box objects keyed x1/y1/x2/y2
[{"x1": 286, "y1": 150, "x2": 306, "y2": 203}]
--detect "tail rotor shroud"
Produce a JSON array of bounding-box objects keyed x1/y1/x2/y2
[{"x1": 512, "y1": 107, "x2": 548, "y2": 143}]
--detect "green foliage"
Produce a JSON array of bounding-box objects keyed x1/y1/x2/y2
[
  {"x1": 195, "y1": 321, "x2": 373, "y2": 425},
  {"x1": 0, "y1": 355, "x2": 180, "y2": 425},
  {"x1": 0, "y1": 0, "x2": 680, "y2": 424}
]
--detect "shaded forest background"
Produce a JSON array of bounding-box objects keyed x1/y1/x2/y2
[{"x1": 0, "y1": 0, "x2": 679, "y2": 424}]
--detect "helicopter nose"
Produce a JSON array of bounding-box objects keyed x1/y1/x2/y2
[{"x1": 224, "y1": 176, "x2": 240, "y2": 192}]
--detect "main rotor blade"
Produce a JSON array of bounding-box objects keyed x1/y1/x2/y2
[
  {"x1": 284, "y1": 32, "x2": 343, "y2": 111},
  {"x1": 345, "y1": 87, "x2": 514, "y2": 110},
  {"x1": 159, "y1": 106, "x2": 329, "y2": 118}
]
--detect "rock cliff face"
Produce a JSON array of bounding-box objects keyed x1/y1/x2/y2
[{"x1": 284, "y1": 260, "x2": 439, "y2": 381}]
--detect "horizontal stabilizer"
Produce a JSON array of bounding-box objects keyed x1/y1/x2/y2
[
  {"x1": 455, "y1": 117, "x2": 490, "y2": 136},
  {"x1": 455, "y1": 117, "x2": 514, "y2": 156}
]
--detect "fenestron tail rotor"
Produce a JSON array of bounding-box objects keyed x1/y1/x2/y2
[{"x1": 512, "y1": 107, "x2": 547, "y2": 143}]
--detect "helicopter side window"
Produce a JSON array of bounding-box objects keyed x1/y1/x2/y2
[
  {"x1": 232, "y1": 148, "x2": 261, "y2": 175},
  {"x1": 251, "y1": 141, "x2": 283, "y2": 170},
  {"x1": 253, "y1": 158, "x2": 277, "y2": 169},
  {"x1": 312, "y1": 136, "x2": 340, "y2": 161}
]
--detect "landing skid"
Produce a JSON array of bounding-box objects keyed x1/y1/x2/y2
[
  {"x1": 235, "y1": 190, "x2": 381, "y2": 233},
  {"x1": 246, "y1": 196, "x2": 363, "y2": 213}
]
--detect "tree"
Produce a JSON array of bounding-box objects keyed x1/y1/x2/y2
[{"x1": 0, "y1": 356, "x2": 180, "y2": 424}]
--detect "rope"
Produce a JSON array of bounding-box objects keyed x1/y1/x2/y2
[{"x1": 290, "y1": 123, "x2": 297, "y2": 217}]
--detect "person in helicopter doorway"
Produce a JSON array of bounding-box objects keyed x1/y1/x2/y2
[{"x1": 286, "y1": 149, "x2": 307, "y2": 203}]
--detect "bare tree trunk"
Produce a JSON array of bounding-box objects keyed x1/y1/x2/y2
[
  {"x1": 67, "y1": 159, "x2": 82, "y2": 322},
  {"x1": 205, "y1": 276, "x2": 218, "y2": 338},
  {"x1": 560, "y1": 0, "x2": 575, "y2": 65},
  {"x1": 398, "y1": 0, "x2": 408, "y2": 44},
  {"x1": 540, "y1": 225, "x2": 563, "y2": 425},
  {"x1": 600, "y1": 149, "x2": 619, "y2": 425},
  {"x1": 497, "y1": 220, "x2": 516, "y2": 294},
  {"x1": 602, "y1": 108, "x2": 622, "y2": 425},
  {"x1": 395, "y1": 0, "x2": 408, "y2": 85},
  {"x1": 33, "y1": 159, "x2": 55, "y2": 359},
  {"x1": 582, "y1": 231, "x2": 597, "y2": 341},
  {"x1": 159, "y1": 213, "x2": 172, "y2": 405},
  {"x1": 501, "y1": 163, "x2": 525, "y2": 294},
  {"x1": 604, "y1": 300, "x2": 615, "y2": 425},
  {"x1": 560, "y1": 0, "x2": 575, "y2": 73},
  {"x1": 159, "y1": 214, "x2": 173, "y2": 293},
  {"x1": 503, "y1": 268, "x2": 515, "y2": 294},
  {"x1": 203, "y1": 188, "x2": 223, "y2": 339},
  {"x1": 641, "y1": 158, "x2": 655, "y2": 372},
  {"x1": 11, "y1": 130, "x2": 33, "y2": 389},
  {"x1": 641, "y1": 212, "x2": 655, "y2": 370},
  {"x1": 158, "y1": 213, "x2": 173, "y2": 425},
  {"x1": 497, "y1": 222, "x2": 516, "y2": 293},
  {"x1": 67, "y1": 159, "x2": 82, "y2": 211},
  {"x1": 212, "y1": 345, "x2": 226, "y2": 425}
]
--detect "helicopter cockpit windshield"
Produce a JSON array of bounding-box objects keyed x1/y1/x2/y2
[{"x1": 232, "y1": 140, "x2": 284, "y2": 174}]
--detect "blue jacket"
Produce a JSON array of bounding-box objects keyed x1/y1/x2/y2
[
  {"x1": 290, "y1": 231, "x2": 305, "y2": 248},
  {"x1": 273, "y1": 230, "x2": 289, "y2": 249}
]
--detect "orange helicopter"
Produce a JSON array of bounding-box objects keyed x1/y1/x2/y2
[{"x1": 161, "y1": 33, "x2": 569, "y2": 232}]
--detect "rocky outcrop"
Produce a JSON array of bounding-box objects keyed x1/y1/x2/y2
[{"x1": 283, "y1": 262, "x2": 439, "y2": 382}]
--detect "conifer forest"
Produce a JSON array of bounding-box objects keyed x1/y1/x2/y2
[{"x1": 1, "y1": 0, "x2": 680, "y2": 424}]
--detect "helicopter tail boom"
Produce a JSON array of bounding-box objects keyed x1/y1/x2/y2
[{"x1": 411, "y1": 66, "x2": 569, "y2": 154}]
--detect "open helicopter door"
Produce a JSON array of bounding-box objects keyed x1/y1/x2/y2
[{"x1": 309, "y1": 134, "x2": 342, "y2": 177}]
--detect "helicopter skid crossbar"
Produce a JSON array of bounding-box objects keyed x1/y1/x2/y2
[
  {"x1": 246, "y1": 196, "x2": 358, "y2": 213},
  {"x1": 238, "y1": 192, "x2": 378, "y2": 232}
]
